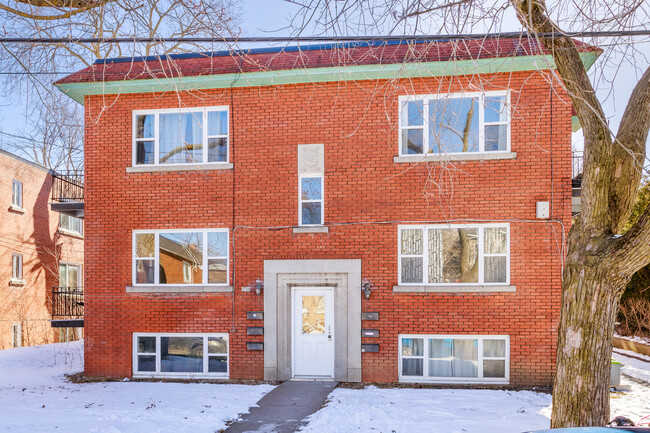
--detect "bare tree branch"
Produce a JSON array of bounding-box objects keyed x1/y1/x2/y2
[{"x1": 0, "y1": 0, "x2": 112, "y2": 21}]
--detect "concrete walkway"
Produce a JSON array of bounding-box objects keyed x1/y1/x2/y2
[{"x1": 225, "y1": 380, "x2": 337, "y2": 433}]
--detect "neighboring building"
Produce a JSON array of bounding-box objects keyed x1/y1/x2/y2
[
  {"x1": 0, "y1": 149, "x2": 84, "y2": 349},
  {"x1": 55, "y1": 38, "x2": 599, "y2": 385}
]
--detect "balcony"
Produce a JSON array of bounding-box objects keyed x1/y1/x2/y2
[
  {"x1": 50, "y1": 171, "x2": 84, "y2": 219},
  {"x1": 51, "y1": 287, "x2": 84, "y2": 328},
  {"x1": 572, "y1": 152, "x2": 583, "y2": 215}
]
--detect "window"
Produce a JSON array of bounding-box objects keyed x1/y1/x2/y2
[
  {"x1": 12, "y1": 324, "x2": 22, "y2": 348},
  {"x1": 133, "y1": 106, "x2": 229, "y2": 166},
  {"x1": 59, "y1": 263, "x2": 82, "y2": 290},
  {"x1": 299, "y1": 175, "x2": 323, "y2": 225},
  {"x1": 11, "y1": 180, "x2": 22, "y2": 208},
  {"x1": 133, "y1": 229, "x2": 229, "y2": 286},
  {"x1": 399, "y1": 335, "x2": 509, "y2": 383},
  {"x1": 399, "y1": 91, "x2": 510, "y2": 155},
  {"x1": 133, "y1": 333, "x2": 228, "y2": 378},
  {"x1": 60, "y1": 214, "x2": 83, "y2": 235},
  {"x1": 399, "y1": 224, "x2": 509, "y2": 285},
  {"x1": 11, "y1": 253, "x2": 22, "y2": 281}
]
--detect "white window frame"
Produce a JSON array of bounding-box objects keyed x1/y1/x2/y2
[
  {"x1": 398, "y1": 223, "x2": 510, "y2": 286},
  {"x1": 398, "y1": 90, "x2": 511, "y2": 156},
  {"x1": 59, "y1": 262, "x2": 82, "y2": 290},
  {"x1": 298, "y1": 174, "x2": 324, "y2": 226},
  {"x1": 398, "y1": 334, "x2": 510, "y2": 384},
  {"x1": 132, "y1": 106, "x2": 230, "y2": 166},
  {"x1": 132, "y1": 229, "x2": 229, "y2": 286},
  {"x1": 11, "y1": 180, "x2": 23, "y2": 208},
  {"x1": 11, "y1": 253, "x2": 23, "y2": 281},
  {"x1": 132, "y1": 332, "x2": 229, "y2": 379},
  {"x1": 12, "y1": 323, "x2": 22, "y2": 348},
  {"x1": 60, "y1": 214, "x2": 83, "y2": 235}
]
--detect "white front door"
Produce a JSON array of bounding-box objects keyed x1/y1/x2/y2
[{"x1": 292, "y1": 287, "x2": 335, "y2": 378}]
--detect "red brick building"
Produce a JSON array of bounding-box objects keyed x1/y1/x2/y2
[
  {"x1": 0, "y1": 149, "x2": 84, "y2": 349},
  {"x1": 56, "y1": 38, "x2": 598, "y2": 385}
]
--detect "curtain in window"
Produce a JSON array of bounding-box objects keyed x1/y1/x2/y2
[
  {"x1": 429, "y1": 339, "x2": 478, "y2": 378},
  {"x1": 159, "y1": 113, "x2": 203, "y2": 164}
]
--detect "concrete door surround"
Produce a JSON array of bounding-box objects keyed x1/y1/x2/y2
[{"x1": 263, "y1": 259, "x2": 362, "y2": 382}]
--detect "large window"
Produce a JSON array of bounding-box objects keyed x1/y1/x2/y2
[
  {"x1": 299, "y1": 175, "x2": 324, "y2": 226},
  {"x1": 11, "y1": 180, "x2": 22, "y2": 208},
  {"x1": 133, "y1": 106, "x2": 229, "y2": 166},
  {"x1": 60, "y1": 214, "x2": 83, "y2": 235},
  {"x1": 399, "y1": 335, "x2": 509, "y2": 383},
  {"x1": 399, "y1": 224, "x2": 509, "y2": 285},
  {"x1": 59, "y1": 263, "x2": 82, "y2": 290},
  {"x1": 133, "y1": 333, "x2": 228, "y2": 378},
  {"x1": 132, "y1": 229, "x2": 229, "y2": 286},
  {"x1": 399, "y1": 91, "x2": 510, "y2": 155}
]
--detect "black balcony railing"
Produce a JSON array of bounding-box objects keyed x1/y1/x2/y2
[
  {"x1": 51, "y1": 172, "x2": 84, "y2": 203},
  {"x1": 51, "y1": 287, "x2": 84, "y2": 318}
]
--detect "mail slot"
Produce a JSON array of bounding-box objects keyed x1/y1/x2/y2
[
  {"x1": 362, "y1": 329, "x2": 379, "y2": 338},
  {"x1": 247, "y1": 327, "x2": 264, "y2": 336},
  {"x1": 361, "y1": 344, "x2": 379, "y2": 353},
  {"x1": 361, "y1": 312, "x2": 379, "y2": 321},
  {"x1": 247, "y1": 342, "x2": 264, "y2": 351},
  {"x1": 247, "y1": 311, "x2": 264, "y2": 320}
]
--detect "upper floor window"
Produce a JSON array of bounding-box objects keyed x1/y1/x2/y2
[
  {"x1": 399, "y1": 224, "x2": 509, "y2": 285},
  {"x1": 11, "y1": 180, "x2": 22, "y2": 208},
  {"x1": 133, "y1": 229, "x2": 229, "y2": 286},
  {"x1": 59, "y1": 263, "x2": 82, "y2": 290},
  {"x1": 299, "y1": 175, "x2": 324, "y2": 226},
  {"x1": 60, "y1": 214, "x2": 83, "y2": 235},
  {"x1": 399, "y1": 91, "x2": 510, "y2": 156},
  {"x1": 133, "y1": 106, "x2": 229, "y2": 166},
  {"x1": 12, "y1": 253, "x2": 23, "y2": 281}
]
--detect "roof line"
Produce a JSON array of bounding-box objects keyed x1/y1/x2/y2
[{"x1": 0, "y1": 148, "x2": 52, "y2": 173}]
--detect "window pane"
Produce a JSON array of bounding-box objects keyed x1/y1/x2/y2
[
  {"x1": 429, "y1": 228, "x2": 478, "y2": 284},
  {"x1": 401, "y1": 338, "x2": 423, "y2": 356},
  {"x1": 160, "y1": 337, "x2": 203, "y2": 373},
  {"x1": 401, "y1": 257, "x2": 423, "y2": 283},
  {"x1": 484, "y1": 227, "x2": 507, "y2": 254},
  {"x1": 402, "y1": 100, "x2": 423, "y2": 126},
  {"x1": 208, "y1": 337, "x2": 227, "y2": 354},
  {"x1": 483, "y1": 359, "x2": 506, "y2": 378},
  {"x1": 135, "y1": 233, "x2": 155, "y2": 258},
  {"x1": 207, "y1": 232, "x2": 228, "y2": 257},
  {"x1": 401, "y1": 129, "x2": 423, "y2": 154},
  {"x1": 136, "y1": 141, "x2": 155, "y2": 165},
  {"x1": 485, "y1": 125, "x2": 507, "y2": 151},
  {"x1": 401, "y1": 229, "x2": 422, "y2": 255},
  {"x1": 208, "y1": 356, "x2": 228, "y2": 373},
  {"x1": 59, "y1": 264, "x2": 67, "y2": 287},
  {"x1": 136, "y1": 114, "x2": 154, "y2": 138},
  {"x1": 136, "y1": 260, "x2": 155, "y2": 284},
  {"x1": 484, "y1": 256, "x2": 507, "y2": 283},
  {"x1": 484, "y1": 96, "x2": 507, "y2": 123},
  {"x1": 208, "y1": 259, "x2": 228, "y2": 284},
  {"x1": 301, "y1": 202, "x2": 322, "y2": 225},
  {"x1": 207, "y1": 137, "x2": 228, "y2": 162},
  {"x1": 402, "y1": 358, "x2": 423, "y2": 376},
  {"x1": 159, "y1": 232, "x2": 203, "y2": 284},
  {"x1": 138, "y1": 337, "x2": 156, "y2": 353},
  {"x1": 68, "y1": 266, "x2": 79, "y2": 289},
  {"x1": 429, "y1": 97, "x2": 479, "y2": 153},
  {"x1": 302, "y1": 296, "x2": 325, "y2": 334},
  {"x1": 483, "y1": 339, "x2": 505, "y2": 358},
  {"x1": 301, "y1": 178, "x2": 322, "y2": 200},
  {"x1": 208, "y1": 111, "x2": 228, "y2": 135},
  {"x1": 429, "y1": 339, "x2": 478, "y2": 378},
  {"x1": 159, "y1": 112, "x2": 203, "y2": 164},
  {"x1": 137, "y1": 355, "x2": 156, "y2": 372}
]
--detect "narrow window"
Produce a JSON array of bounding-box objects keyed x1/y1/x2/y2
[
  {"x1": 299, "y1": 175, "x2": 323, "y2": 226},
  {"x1": 11, "y1": 180, "x2": 22, "y2": 208},
  {"x1": 12, "y1": 253, "x2": 22, "y2": 281},
  {"x1": 12, "y1": 324, "x2": 22, "y2": 348}
]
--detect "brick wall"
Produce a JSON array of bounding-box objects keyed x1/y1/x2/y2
[
  {"x1": 83, "y1": 71, "x2": 572, "y2": 385},
  {"x1": 0, "y1": 151, "x2": 84, "y2": 349}
]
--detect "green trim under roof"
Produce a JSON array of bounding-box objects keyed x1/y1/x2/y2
[{"x1": 56, "y1": 51, "x2": 600, "y2": 105}]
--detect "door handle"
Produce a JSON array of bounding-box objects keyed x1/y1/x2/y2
[{"x1": 327, "y1": 326, "x2": 332, "y2": 341}]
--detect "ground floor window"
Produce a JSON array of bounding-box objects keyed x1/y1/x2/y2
[
  {"x1": 399, "y1": 334, "x2": 509, "y2": 383},
  {"x1": 133, "y1": 333, "x2": 228, "y2": 378},
  {"x1": 11, "y1": 324, "x2": 21, "y2": 348}
]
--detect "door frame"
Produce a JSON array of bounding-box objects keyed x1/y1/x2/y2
[{"x1": 291, "y1": 286, "x2": 335, "y2": 379}]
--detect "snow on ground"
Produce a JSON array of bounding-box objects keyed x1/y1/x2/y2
[
  {"x1": 0, "y1": 341, "x2": 273, "y2": 433},
  {"x1": 613, "y1": 348, "x2": 650, "y2": 384}
]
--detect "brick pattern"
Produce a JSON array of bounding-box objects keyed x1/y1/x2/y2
[
  {"x1": 0, "y1": 152, "x2": 84, "y2": 349},
  {"x1": 84, "y1": 71, "x2": 572, "y2": 385}
]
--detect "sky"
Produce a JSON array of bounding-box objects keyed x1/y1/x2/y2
[{"x1": 0, "y1": 0, "x2": 648, "y2": 161}]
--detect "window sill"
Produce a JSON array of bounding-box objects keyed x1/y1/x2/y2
[
  {"x1": 126, "y1": 285, "x2": 233, "y2": 294},
  {"x1": 58, "y1": 229, "x2": 84, "y2": 239},
  {"x1": 9, "y1": 279, "x2": 26, "y2": 287},
  {"x1": 394, "y1": 152, "x2": 516, "y2": 163},
  {"x1": 293, "y1": 226, "x2": 329, "y2": 234},
  {"x1": 399, "y1": 377, "x2": 509, "y2": 385},
  {"x1": 393, "y1": 285, "x2": 515, "y2": 293},
  {"x1": 9, "y1": 205, "x2": 25, "y2": 214},
  {"x1": 126, "y1": 163, "x2": 233, "y2": 173}
]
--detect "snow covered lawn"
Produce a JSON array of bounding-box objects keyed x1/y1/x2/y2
[{"x1": 0, "y1": 341, "x2": 273, "y2": 433}]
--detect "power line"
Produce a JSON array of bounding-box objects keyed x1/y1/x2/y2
[{"x1": 0, "y1": 30, "x2": 650, "y2": 44}]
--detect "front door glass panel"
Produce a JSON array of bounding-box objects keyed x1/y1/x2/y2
[{"x1": 302, "y1": 296, "x2": 325, "y2": 334}]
